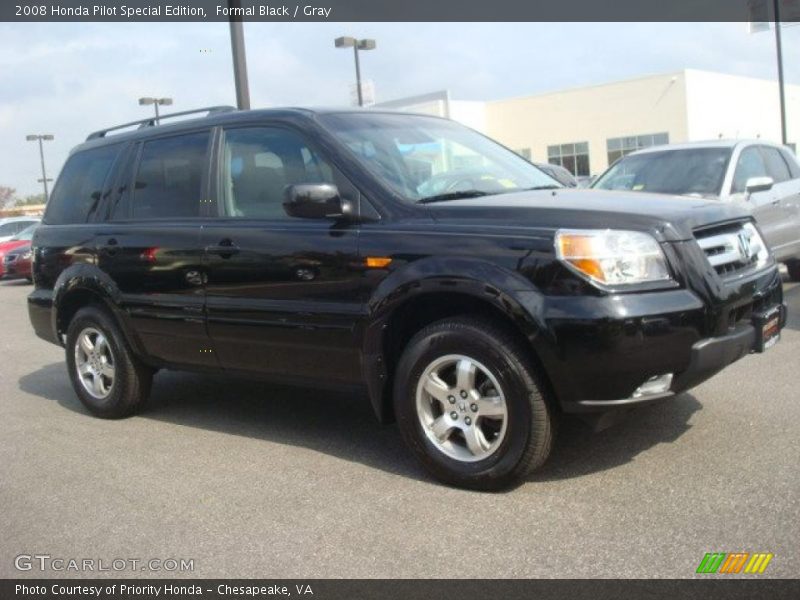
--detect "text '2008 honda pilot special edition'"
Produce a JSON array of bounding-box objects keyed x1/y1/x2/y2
[{"x1": 28, "y1": 107, "x2": 787, "y2": 489}]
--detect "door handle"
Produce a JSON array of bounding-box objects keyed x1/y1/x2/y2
[{"x1": 205, "y1": 242, "x2": 240, "y2": 256}]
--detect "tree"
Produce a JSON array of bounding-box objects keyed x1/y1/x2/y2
[
  {"x1": 16, "y1": 193, "x2": 46, "y2": 207},
  {"x1": 0, "y1": 185, "x2": 16, "y2": 209}
]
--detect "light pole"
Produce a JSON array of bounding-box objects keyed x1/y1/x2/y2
[
  {"x1": 335, "y1": 36, "x2": 376, "y2": 107},
  {"x1": 138, "y1": 97, "x2": 173, "y2": 124},
  {"x1": 773, "y1": 0, "x2": 788, "y2": 146},
  {"x1": 228, "y1": 0, "x2": 251, "y2": 110},
  {"x1": 25, "y1": 134, "x2": 54, "y2": 202}
]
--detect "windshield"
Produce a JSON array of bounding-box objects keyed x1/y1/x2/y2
[
  {"x1": 592, "y1": 148, "x2": 732, "y2": 197},
  {"x1": 319, "y1": 113, "x2": 561, "y2": 202},
  {"x1": 11, "y1": 223, "x2": 37, "y2": 241}
]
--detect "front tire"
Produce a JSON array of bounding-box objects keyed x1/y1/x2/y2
[
  {"x1": 393, "y1": 317, "x2": 554, "y2": 490},
  {"x1": 65, "y1": 305, "x2": 152, "y2": 419}
]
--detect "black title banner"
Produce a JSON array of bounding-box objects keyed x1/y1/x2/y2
[
  {"x1": 3, "y1": 579, "x2": 800, "y2": 600},
  {"x1": 2, "y1": 0, "x2": 798, "y2": 22}
]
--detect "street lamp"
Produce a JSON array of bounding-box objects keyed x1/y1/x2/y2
[
  {"x1": 228, "y1": 0, "x2": 251, "y2": 110},
  {"x1": 335, "y1": 36, "x2": 376, "y2": 107},
  {"x1": 25, "y1": 134, "x2": 54, "y2": 202},
  {"x1": 138, "y1": 97, "x2": 173, "y2": 124}
]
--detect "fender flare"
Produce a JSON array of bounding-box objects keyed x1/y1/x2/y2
[
  {"x1": 51, "y1": 264, "x2": 144, "y2": 355},
  {"x1": 360, "y1": 256, "x2": 549, "y2": 423}
]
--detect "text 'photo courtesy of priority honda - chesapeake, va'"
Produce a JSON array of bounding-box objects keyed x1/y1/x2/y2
[{"x1": 0, "y1": 1, "x2": 799, "y2": 598}]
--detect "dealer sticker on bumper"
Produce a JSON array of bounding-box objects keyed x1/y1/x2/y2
[{"x1": 753, "y1": 306, "x2": 781, "y2": 353}]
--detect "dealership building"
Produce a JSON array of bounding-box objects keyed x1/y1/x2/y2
[{"x1": 376, "y1": 69, "x2": 800, "y2": 178}]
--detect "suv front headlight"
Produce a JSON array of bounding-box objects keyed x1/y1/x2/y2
[{"x1": 555, "y1": 229, "x2": 671, "y2": 286}]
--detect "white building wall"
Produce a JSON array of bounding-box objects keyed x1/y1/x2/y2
[
  {"x1": 373, "y1": 93, "x2": 487, "y2": 132},
  {"x1": 448, "y1": 101, "x2": 487, "y2": 133},
  {"x1": 373, "y1": 90, "x2": 451, "y2": 119},
  {"x1": 484, "y1": 72, "x2": 690, "y2": 174},
  {"x1": 392, "y1": 98, "x2": 449, "y2": 117},
  {"x1": 376, "y1": 70, "x2": 800, "y2": 177},
  {"x1": 684, "y1": 69, "x2": 800, "y2": 146}
]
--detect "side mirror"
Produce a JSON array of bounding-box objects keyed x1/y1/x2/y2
[
  {"x1": 745, "y1": 176, "x2": 774, "y2": 195},
  {"x1": 283, "y1": 183, "x2": 354, "y2": 220}
]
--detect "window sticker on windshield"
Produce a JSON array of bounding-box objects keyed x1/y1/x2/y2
[
  {"x1": 498, "y1": 179, "x2": 516, "y2": 188},
  {"x1": 633, "y1": 184, "x2": 645, "y2": 190}
]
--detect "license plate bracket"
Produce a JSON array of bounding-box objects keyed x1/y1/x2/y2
[{"x1": 752, "y1": 305, "x2": 781, "y2": 353}]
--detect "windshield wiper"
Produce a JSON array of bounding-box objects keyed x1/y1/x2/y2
[
  {"x1": 416, "y1": 190, "x2": 490, "y2": 204},
  {"x1": 518, "y1": 185, "x2": 561, "y2": 191},
  {"x1": 417, "y1": 184, "x2": 562, "y2": 204}
]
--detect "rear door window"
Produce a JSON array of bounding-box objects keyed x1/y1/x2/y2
[
  {"x1": 129, "y1": 131, "x2": 210, "y2": 219},
  {"x1": 759, "y1": 146, "x2": 791, "y2": 184},
  {"x1": 44, "y1": 144, "x2": 123, "y2": 225},
  {"x1": 779, "y1": 148, "x2": 800, "y2": 179},
  {"x1": 731, "y1": 146, "x2": 769, "y2": 194}
]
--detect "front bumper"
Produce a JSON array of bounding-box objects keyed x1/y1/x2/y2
[
  {"x1": 669, "y1": 310, "x2": 781, "y2": 394},
  {"x1": 528, "y1": 265, "x2": 785, "y2": 413},
  {"x1": 573, "y1": 305, "x2": 786, "y2": 410}
]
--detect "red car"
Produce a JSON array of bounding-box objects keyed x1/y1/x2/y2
[
  {"x1": 0, "y1": 224, "x2": 36, "y2": 279},
  {"x1": 3, "y1": 242, "x2": 33, "y2": 281}
]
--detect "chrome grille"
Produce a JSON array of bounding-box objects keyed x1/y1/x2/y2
[{"x1": 694, "y1": 222, "x2": 768, "y2": 278}]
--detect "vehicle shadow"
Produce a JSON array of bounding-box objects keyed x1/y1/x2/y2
[
  {"x1": 18, "y1": 363, "x2": 426, "y2": 483},
  {"x1": 781, "y1": 281, "x2": 800, "y2": 332},
  {"x1": 0, "y1": 279, "x2": 32, "y2": 287},
  {"x1": 531, "y1": 394, "x2": 701, "y2": 482},
  {"x1": 19, "y1": 363, "x2": 700, "y2": 489}
]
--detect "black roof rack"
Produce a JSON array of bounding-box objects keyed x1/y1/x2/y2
[{"x1": 86, "y1": 105, "x2": 237, "y2": 141}]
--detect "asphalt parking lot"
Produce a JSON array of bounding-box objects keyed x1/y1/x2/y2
[{"x1": 1, "y1": 276, "x2": 798, "y2": 579}]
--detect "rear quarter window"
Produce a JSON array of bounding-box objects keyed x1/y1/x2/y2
[{"x1": 44, "y1": 143, "x2": 122, "y2": 225}]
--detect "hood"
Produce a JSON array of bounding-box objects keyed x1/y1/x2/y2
[{"x1": 426, "y1": 188, "x2": 750, "y2": 242}]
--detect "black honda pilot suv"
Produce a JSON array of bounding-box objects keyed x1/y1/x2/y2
[{"x1": 28, "y1": 107, "x2": 787, "y2": 489}]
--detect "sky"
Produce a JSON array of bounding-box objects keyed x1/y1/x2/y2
[{"x1": 1, "y1": 21, "x2": 799, "y2": 197}]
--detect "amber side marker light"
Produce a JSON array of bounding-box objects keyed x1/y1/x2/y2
[
  {"x1": 365, "y1": 257, "x2": 392, "y2": 268},
  {"x1": 555, "y1": 233, "x2": 607, "y2": 282}
]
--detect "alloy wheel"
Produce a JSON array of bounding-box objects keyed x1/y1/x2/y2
[
  {"x1": 74, "y1": 327, "x2": 115, "y2": 400},
  {"x1": 415, "y1": 354, "x2": 508, "y2": 462}
]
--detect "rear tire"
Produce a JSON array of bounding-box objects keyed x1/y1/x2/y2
[
  {"x1": 65, "y1": 305, "x2": 152, "y2": 419},
  {"x1": 393, "y1": 317, "x2": 554, "y2": 490}
]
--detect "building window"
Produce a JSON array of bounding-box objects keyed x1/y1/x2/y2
[
  {"x1": 606, "y1": 132, "x2": 669, "y2": 165},
  {"x1": 516, "y1": 148, "x2": 531, "y2": 161},
  {"x1": 547, "y1": 142, "x2": 589, "y2": 176}
]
